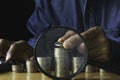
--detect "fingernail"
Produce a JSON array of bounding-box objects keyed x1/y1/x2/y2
[
  {"x1": 58, "y1": 38, "x2": 63, "y2": 42},
  {"x1": 58, "y1": 38, "x2": 61, "y2": 42}
]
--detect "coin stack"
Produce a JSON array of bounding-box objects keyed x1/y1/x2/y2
[
  {"x1": 100, "y1": 68, "x2": 107, "y2": 73},
  {"x1": 37, "y1": 57, "x2": 51, "y2": 73},
  {"x1": 85, "y1": 64, "x2": 99, "y2": 73},
  {"x1": 72, "y1": 56, "x2": 83, "y2": 80},
  {"x1": 99, "y1": 68, "x2": 108, "y2": 76},
  {"x1": 12, "y1": 63, "x2": 24, "y2": 73},
  {"x1": 72, "y1": 56, "x2": 83, "y2": 73},
  {"x1": 54, "y1": 42, "x2": 70, "y2": 77},
  {"x1": 26, "y1": 60, "x2": 38, "y2": 73}
]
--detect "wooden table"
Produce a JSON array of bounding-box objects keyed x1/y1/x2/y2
[{"x1": 0, "y1": 71, "x2": 120, "y2": 80}]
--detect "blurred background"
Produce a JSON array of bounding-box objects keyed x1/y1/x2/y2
[{"x1": 0, "y1": 0, "x2": 35, "y2": 41}]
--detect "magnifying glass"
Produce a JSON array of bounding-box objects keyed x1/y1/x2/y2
[{"x1": 34, "y1": 26, "x2": 88, "y2": 80}]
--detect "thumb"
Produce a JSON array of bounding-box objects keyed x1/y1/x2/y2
[{"x1": 5, "y1": 45, "x2": 16, "y2": 61}]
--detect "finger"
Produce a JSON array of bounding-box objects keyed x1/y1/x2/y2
[
  {"x1": 89, "y1": 46, "x2": 110, "y2": 62},
  {"x1": 5, "y1": 44, "x2": 16, "y2": 61},
  {"x1": 77, "y1": 42, "x2": 87, "y2": 54},
  {"x1": 0, "y1": 39, "x2": 11, "y2": 57},
  {"x1": 58, "y1": 30, "x2": 76, "y2": 43},
  {"x1": 81, "y1": 27, "x2": 101, "y2": 41},
  {"x1": 63, "y1": 34, "x2": 82, "y2": 49},
  {"x1": 14, "y1": 40, "x2": 34, "y2": 59}
]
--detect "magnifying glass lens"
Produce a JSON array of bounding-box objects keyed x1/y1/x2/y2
[{"x1": 35, "y1": 26, "x2": 88, "y2": 79}]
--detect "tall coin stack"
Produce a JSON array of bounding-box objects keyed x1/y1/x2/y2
[{"x1": 54, "y1": 42, "x2": 70, "y2": 77}]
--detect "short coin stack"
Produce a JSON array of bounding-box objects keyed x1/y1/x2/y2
[
  {"x1": 26, "y1": 60, "x2": 38, "y2": 73},
  {"x1": 12, "y1": 61, "x2": 25, "y2": 73}
]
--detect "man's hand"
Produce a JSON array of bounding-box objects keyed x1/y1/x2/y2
[
  {"x1": 58, "y1": 27, "x2": 110, "y2": 62},
  {"x1": 0, "y1": 39, "x2": 33, "y2": 61}
]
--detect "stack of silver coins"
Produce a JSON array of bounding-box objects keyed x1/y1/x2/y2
[
  {"x1": 12, "y1": 63, "x2": 24, "y2": 73},
  {"x1": 99, "y1": 68, "x2": 108, "y2": 76},
  {"x1": 54, "y1": 42, "x2": 70, "y2": 77},
  {"x1": 72, "y1": 56, "x2": 83, "y2": 73},
  {"x1": 72, "y1": 57, "x2": 83, "y2": 80},
  {"x1": 37, "y1": 57, "x2": 51, "y2": 74},
  {"x1": 99, "y1": 68, "x2": 107, "y2": 73},
  {"x1": 85, "y1": 64, "x2": 99, "y2": 73},
  {"x1": 26, "y1": 60, "x2": 38, "y2": 73}
]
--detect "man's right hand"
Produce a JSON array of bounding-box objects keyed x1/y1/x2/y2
[{"x1": 58, "y1": 27, "x2": 110, "y2": 62}]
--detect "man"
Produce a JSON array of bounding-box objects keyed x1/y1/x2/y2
[
  {"x1": 27, "y1": 0, "x2": 120, "y2": 64},
  {"x1": 0, "y1": 0, "x2": 120, "y2": 74}
]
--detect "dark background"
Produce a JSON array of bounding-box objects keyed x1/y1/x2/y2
[{"x1": 0, "y1": 0, "x2": 35, "y2": 41}]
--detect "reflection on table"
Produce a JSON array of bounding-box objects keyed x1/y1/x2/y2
[{"x1": 0, "y1": 71, "x2": 120, "y2": 80}]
